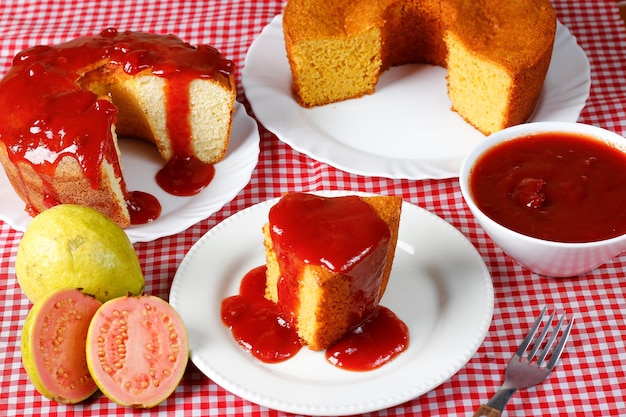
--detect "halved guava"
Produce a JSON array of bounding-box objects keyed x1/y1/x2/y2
[
  {"x1": 21, "y1": 288, "x2": 102, "y2": 403},
  {"x1": 86, "y1": 295, "x2": 189, "y2": 408}
]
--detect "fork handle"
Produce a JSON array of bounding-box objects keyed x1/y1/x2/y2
[{"x1": 472, "y1": 404, "x2": 502, "y2": 417}]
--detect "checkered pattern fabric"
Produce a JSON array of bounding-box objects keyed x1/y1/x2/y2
[{"x1": 1, "y1": 0, "x2": 626, "y2": 415}]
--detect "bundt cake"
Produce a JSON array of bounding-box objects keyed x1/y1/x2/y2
[
  {"x1": 263, "y1": 192, "x2": 402, "y2": 351},
  {"x1": 0, "y1": 28, "x2": 236, "y2": 228},
  {"x1": 282, "y1": 0, "x2": 556, "y2": 135}
]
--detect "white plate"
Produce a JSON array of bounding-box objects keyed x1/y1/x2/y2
[
  {"x1": 0, "y1": 103, "x2": 260, "y2": 243},
  {"x1": 169, "y1": 190, "x2": 494, "y2": 416},
  {"x1": 242, "y1": 16, "x2": 591, "y2": 179}
]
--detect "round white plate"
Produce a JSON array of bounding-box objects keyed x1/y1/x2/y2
[
  {"x1": 242, "y1": 16, "x2": 591, "y2": 179},
  {"x1": 169, "y1": 190, "x2": 494, "y2": 416},
  {"x1": 0, "y1": 103, "x2": 260, "y2": 243}
]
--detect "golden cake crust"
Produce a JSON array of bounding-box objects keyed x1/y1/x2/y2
[
  {"x1": 283, "y1": 0, "x2": 556, "y2": 135},
  {"x1": 0, "y1": 148, "x2": 131, "y2": 228}
]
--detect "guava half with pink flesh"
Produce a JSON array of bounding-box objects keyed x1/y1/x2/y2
[
  {"x1": 86, "y1": 294, "x2": 189, "y2": 408},
  {"x1": 21, "y1": 288, "x2": 102, "y2": 403}
]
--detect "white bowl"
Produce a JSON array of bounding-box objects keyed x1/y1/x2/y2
[{"x1": 459, "y1": 121, "x2": 626, "y2": 277}]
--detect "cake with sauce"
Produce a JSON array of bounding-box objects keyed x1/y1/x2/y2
[
  {"x1": 282, "y1": 0, "x2": 556, "y2": 135},
  {"x1": 263, "y1": 192, "x2": 402, "y2": 351},
  {"x1": 0, "y1": 28, "x2": 236, "y2": 228}
]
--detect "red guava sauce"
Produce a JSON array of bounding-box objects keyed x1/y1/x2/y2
[
  {"x1": 155, "y1": 154, "x2": 215, "y2": 196},
  {"x1": 221, "y1": 266, "x2": 302, "y2": 363},
  {"x1": 469, "y1": 132, "x2": 626, "y2": 242},
  {"x1": 155, "y1": 74, "x2": 217, "y2": 196},
  {"x1": 126, "y1": 191, "x2": 161, "y2": 225},
  {"x1": 326, "y1": 306, "x2": 409, "y2": 371}
]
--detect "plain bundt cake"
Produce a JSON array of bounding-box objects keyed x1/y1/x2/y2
[
  {"x1": 282, "y1": 0, "x2": 556, "y2": 135},
  {"x1": 263, "y1": 192, "x2": 402, "y2": 351},
  {"x1": 0, "y1": 28, "x2": 236, "y2": 228}
]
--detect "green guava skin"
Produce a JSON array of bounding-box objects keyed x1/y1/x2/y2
[{"x1": 16, "y1": 204, "x2": 145, "y2": 303}]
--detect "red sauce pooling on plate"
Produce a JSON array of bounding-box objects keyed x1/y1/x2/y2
[
  {"x1": 0, "y1": 27, "x2": 235, "y2": 221},
  {"x1": 221, "y1": 266, "x2": 302, "y2": 363},
  {"x1": 268, "y1": 193, "x2": 391, "y2": 328},
  {"x1": 470, "y1": 132, "x2": 626, "y2": 242},
  {"x1": 221, "y1": 266, "x2": 409, "y2": 370},
  {"x1": 127, "y1": 190, "x2": 161, "y2": 224},
  {"x1": 326, "y1": 306, "x2": 409, "y2": 371},
  {"x1": 155, "y1": 154, "x2": 216, "y2": 197}
]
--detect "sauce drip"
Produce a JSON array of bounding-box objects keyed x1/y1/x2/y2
[
  {"x1": 470, "y1": 132, "x2": 626, "y2": 242},
  {"x1": 0, "y1": 28, "x2": 235, "y2": 219},
  {"x1": 157, "y1": 72, "x2": 216, "y2": 196},
  {"x1": 221, "y1": 265, "x2": 409, "y2": 370}
]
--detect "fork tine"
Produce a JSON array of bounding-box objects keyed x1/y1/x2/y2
[
  {"x1": 515, "y1": 306, "x2": 546, "y2": 357},
  {"x1": 546, "y1": 316, "x2": 574, "y2": 370},
  {"x1": 527, "y1": 310, "x2": 555, "y2": 362},
  {"x1": 535, "y1": 313, "x2": 564, "y2": 366}
]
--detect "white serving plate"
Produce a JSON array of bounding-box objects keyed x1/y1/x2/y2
[
  {"x1": 169, "y1": 191, "x2": 494, "y2": 415},
  {"x1": 243, "y1": 16, "x2": 591, "y2": 179}
]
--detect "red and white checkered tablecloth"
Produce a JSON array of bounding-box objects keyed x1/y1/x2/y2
[{"x1": 1, "y1": 0, "x2": 626, "y2": 415}]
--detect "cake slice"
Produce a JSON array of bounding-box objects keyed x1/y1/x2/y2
[{"x1": 263, "y1": 192, "x2": 402, "y2": 351}]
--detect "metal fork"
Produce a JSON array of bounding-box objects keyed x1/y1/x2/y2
[{"x1": 473, "y1": 307, "x2": 574, "y2": 417}]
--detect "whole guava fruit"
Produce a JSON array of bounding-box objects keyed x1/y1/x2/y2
[
  {"x1": 21, "y1": 288, "x2": 102, "y2": 403},
  {"x1": 16, "y1": 204, "x2": 145, "y2": 303}
]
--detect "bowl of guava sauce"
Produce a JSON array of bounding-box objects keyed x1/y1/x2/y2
[{"x1": 460, "y1": 121, "x2": 626, "y2": 277}]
